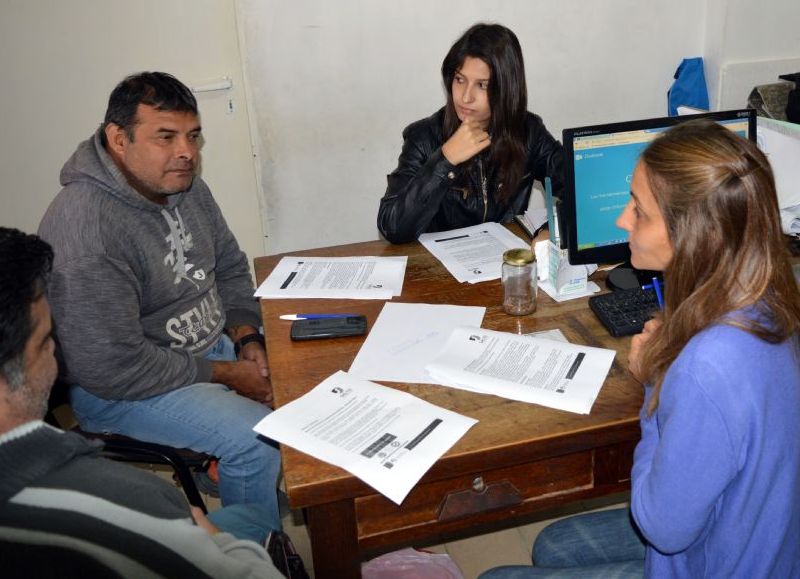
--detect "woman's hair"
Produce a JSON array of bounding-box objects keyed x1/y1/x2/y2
[
  {"x1": 441, "y1": 23, "x2": 528, "y2": 202},
  {"x1": 638, "y1": 119, "x2": 800, "y2": 413}
]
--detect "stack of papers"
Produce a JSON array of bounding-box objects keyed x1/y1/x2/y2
[
  {"x1": 255, "y1": 256, "x2": 406, "y2": 299},
  {"x1": 782, "y1": 205, "x2": 800, "y2": 236},
  {"x1": 252, "y1": 371, "x2": 477, "y2": 505},
  {"x1": 757, "y1": 117, "x2": 800, "y2": 235},
  {"x1": 349, "y1": 302, "x2": 486, "y2": 383},
  {"x1": 515, "y1": 207, "x2": 549, "y2": 238},
  {"x1": 347, "y1": 303, "x2": 613, "y2": 414},
  {"x1": 425, "y1": 327, "x2": 615, "y2": 414},
  {"x1": 419, "y1": 223, "x2": 529, "y2": 284}
]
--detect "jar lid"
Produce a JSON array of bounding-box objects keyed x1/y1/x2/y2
[{"x1": 503, "y1": 248, "x2": 535, "y2": 265}]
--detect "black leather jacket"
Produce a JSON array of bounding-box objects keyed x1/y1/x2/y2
[{"x1": 377, "y1": 108, "x2": 564, "y2": 244}]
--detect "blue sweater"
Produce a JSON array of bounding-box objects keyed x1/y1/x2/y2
[{"x1": 631, "y1": 323, "x2": 800, "y2": 578}]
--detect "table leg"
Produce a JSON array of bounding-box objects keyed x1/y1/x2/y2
[{"x1": 306, "y1": 498, "x2": 360, "y2": 578}]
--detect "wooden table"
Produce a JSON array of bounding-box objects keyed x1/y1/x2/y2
[{"x1": 255, "y1": 233, "x2": 643, "y2": 578}]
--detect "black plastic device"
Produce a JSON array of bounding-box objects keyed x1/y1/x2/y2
[
  {"x1": 589, "y1": 287, "x2": 660, "y2": 337},
  {"x1": 290, "y1": 316, "x2": 368, "y2": 341}
]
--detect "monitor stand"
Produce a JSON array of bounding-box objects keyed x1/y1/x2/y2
[{"x1": 606, "y1": 262, "x2": 662, "y2": 291}]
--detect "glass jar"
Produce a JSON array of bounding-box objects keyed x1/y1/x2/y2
[{"x1": 502, "y1": 248, "x2": 537, "y2": 316}]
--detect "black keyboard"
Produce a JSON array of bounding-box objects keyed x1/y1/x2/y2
[{"x1": 589, "y1": 287, "x2": 659, "y2": 337}]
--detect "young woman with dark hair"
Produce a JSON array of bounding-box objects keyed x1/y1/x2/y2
[
  {"x1": 377, "y1": 23, "x2": 564, "y2": 244},
  {"x1": 479, "y1": 120, "x2": 800, "y2": 578}
]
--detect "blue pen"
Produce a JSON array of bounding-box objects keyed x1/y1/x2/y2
[
  {"x1": 280, "y1": 313, "x2": 359, "y2": 321},
  {"x1": 642, "y1": 278, "x2": 664, "y2": 310}
]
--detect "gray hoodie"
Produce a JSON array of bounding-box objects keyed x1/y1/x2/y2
[{"x1": 38, "y1": 129, "x2": 261, "y2": 400}]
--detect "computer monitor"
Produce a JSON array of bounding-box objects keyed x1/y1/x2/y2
[{"x1": 562, "y1": 109, "x2": 757, "y2": 289}]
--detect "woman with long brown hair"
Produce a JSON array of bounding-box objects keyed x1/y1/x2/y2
[
  {"x1": 480, "y1": 120, "x2": 800, "y2": 578},
  {"x1": 377, "y1": 23, "x2": 564, "y2": 244}
]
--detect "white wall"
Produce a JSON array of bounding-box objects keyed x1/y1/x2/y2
[
  {"x1": 238, "y1": 0, "x2": 704, "y2": 253},
  {"x1": 3, "y1": 1, "x2": 798, "y2": 258},
  {"x1": 0, "y1": 0, "x2": 266, "y2": 267},
  {"x1": 705, "y1": 0, "x2": 800, "y2": 109}
]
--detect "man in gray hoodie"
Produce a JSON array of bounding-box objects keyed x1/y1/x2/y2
[{"x1": 38, "y1": 72, "x2": 281, "y2": 529}]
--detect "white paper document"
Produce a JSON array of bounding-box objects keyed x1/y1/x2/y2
[
  {"x1": 528, "y1": 328, "x2": 569, "y2": 342},
  {"x1": 419, "y1": 223, "x2": 529, "y2": 284},
  {"x1": 515, "y1": 207, "x2": 549, "y2": 237},
  {"x1": 425, "y1": 327, "x2": 615, "y2": 414},
  {"x1": 349, "y1": 302, "x2": 486, "y2": 383},
  {"x1": 757, "y1": 117, "x2": 800, "y2": 210},
  {"x1": 539, "y1": 279, "x2": 602, "y2": 302},
  {"x1": 780, "y1": 204, "x2": 800, "y2": 235},
  {"x1": 252, "y1": 371, "x2": 478, "y2": 504},
  {"x1": 255, "y1": 256, "x2": 407, "y2": 299}
]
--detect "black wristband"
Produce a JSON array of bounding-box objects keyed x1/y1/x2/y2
[{"x1": 234, "y1": 332, "x2": 264, "y2": 356}]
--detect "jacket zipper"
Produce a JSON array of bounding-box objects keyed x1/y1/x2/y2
[{"x1": 479, "y1": 158, "x2": 488, "y2": 222}]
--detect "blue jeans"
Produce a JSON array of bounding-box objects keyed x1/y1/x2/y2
[
  {"x1": 69, "y1": 335, "x2": 282, "y2": 531},
  {"x1": 207, "y1": 503, "x2": 276, "y2": 545},
  {"x1": 478, "y1": 508, "x2": 646, "y2": 579}
]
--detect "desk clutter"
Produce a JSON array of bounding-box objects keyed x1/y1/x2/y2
[
  {"x1": 348, "y1": 302, "x2": 614, "y2": 414},
  {"x1": 257, "y1": 299, "x2": 616, "y2": 504},
  {"x1": 252, "y1": 224, "x2": 631, "y2": 503},
  {"x1": 255, "y1": 232, "x2": 644, "y2": 574}
]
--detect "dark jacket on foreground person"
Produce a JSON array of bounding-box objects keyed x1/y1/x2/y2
[{"x1": 0, "y1": 421, "x2": 282, "y2": 578}]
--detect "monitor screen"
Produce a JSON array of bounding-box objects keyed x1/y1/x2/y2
[{"x1": 562, "y1": 109, "x2": 756, "y2": 276}]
